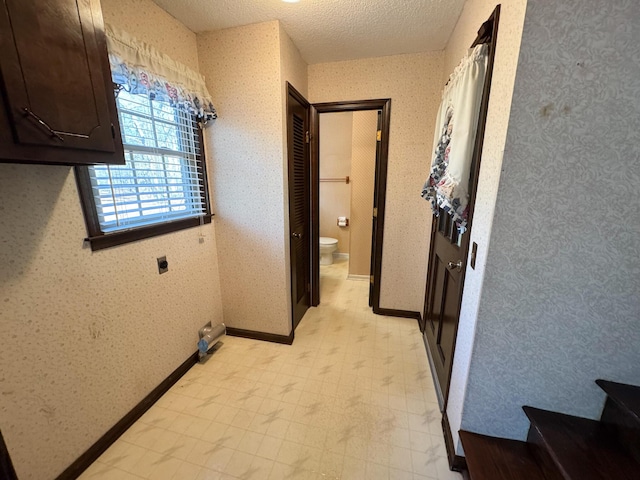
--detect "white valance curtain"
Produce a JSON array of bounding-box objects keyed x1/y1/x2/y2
[
  {"x1": 105, "y1": 24, "x2": 217, "y2": 123},
  {"x1": 421, "y1": 44, "x2": 488, "y2": 232}
]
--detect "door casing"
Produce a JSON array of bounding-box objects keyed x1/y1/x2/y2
[{"x1": 309, "y1": 99, "x2": 391, "y2": 311}]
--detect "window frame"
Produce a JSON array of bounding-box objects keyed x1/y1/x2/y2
[{"x1": 75, "y1": 103, "x2": 212, "y2": 252}]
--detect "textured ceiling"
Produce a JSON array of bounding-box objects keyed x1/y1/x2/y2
[{"x1": 151, "y1": 0, "x2": 466, "y2": 64}]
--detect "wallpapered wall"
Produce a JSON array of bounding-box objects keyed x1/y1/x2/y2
[
  {"x1": 349, "y1": 111, "x2": 378, "y2": 277},
  {"x1": 319, "y1": 112, "x2": 353, "y2": 254},
  {"x1": 197, "y1": 21, "x2": 308, "y2": 337},
  {"x1": 443, "y1": 0, "x2": 528, "y2": 454},
  {"x1": 0, "y1": 1, "x2": 224, "y2": 478},
  {"x1": 279, "y1": 21, "x2": 309, "y2": 110},
  {"x1": 460, "y1": 0, "x2": 640, "y2": 442},
  {"x1": 102, "y1": 0, "x2": 200, "y2": 71},
  {"x1": 309, "y1": 52, "x2": 444, "y2": 313}
]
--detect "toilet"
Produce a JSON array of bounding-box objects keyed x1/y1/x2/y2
[{"x1": 319, "y1": 237, "x2": 338, "y2": 265}]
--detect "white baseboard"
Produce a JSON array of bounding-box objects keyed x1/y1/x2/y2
[
  {"x1": 347, "y1": 274, "x2": 369, "y2": 281},
  {"x1": 334, "y1": 253, "x2": 349, "y2": 259}
]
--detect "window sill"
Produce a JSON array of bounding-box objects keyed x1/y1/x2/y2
[{"x1": 85, "y1": 214, "x2": 213, "y2": 251}]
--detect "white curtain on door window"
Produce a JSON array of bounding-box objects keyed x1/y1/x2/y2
[{"x1": 421, "y1": 43, "x2": 488, "y2": 233}]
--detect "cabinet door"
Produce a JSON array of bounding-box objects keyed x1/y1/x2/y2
[{"x1": 0, "y1": 0, "x2": 124, "y2": 164}]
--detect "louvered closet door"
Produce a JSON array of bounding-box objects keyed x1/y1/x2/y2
[{"x1": 287, "y1": 85, "x2": 311, "y2": 330}]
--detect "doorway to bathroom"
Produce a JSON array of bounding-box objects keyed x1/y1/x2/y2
[
  {"x1": 310, "y1": 99, "x2": 391, "y2": 311},
  {"x1": 318, "y1": 111, "x2": 375, "y2": 277}
]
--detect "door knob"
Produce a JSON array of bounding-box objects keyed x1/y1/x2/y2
[
  {"x1": 447, "y1": 260, "x2": 463, "y2": 271},
  {"x1": 292, "y1": 232, "x2": 302, "y2": 239}
]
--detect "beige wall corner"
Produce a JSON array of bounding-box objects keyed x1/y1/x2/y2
[
  {"x1": 197, "y1": 21, "x2": 291, "y2": 337},
  {"x1": 0, "y1": 1, "x2": 223, "y2": 478},
  {"x1": 279, "y1": 23, "x2": 308, "y2": 98},
  {"x1": 309, "y1": 51, "x2": 444, "y2": 313}
]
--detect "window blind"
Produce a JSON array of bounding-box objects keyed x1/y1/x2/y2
[{"x1": 88, "y1": 91, "x2": 206, "y2": 232}]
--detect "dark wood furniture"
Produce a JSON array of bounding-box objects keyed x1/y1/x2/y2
[
  {"x1": 0, "y1": 0, "x2": 124, "y2": 165},
  {"x1": 460, "y1": 380, "x2": 640, "y2": 479}
]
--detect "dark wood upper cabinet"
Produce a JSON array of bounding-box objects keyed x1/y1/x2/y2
[{"x1": 0, "y1": 0, "x2": 124, "y2": 165}]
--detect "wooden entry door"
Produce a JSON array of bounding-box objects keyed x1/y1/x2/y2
[
  {"x1": 287, "y1": 83, "x2": 311, "y2": 330},
  {"x1": 423, "y1": 209, "x2": 468, "y2": 402},
  {"x1": 422, "y1": 7, "x2": 500, "y2": 405}
]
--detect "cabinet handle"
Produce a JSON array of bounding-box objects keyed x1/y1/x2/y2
[{"x1": 22, "y1": 108, "x2": 65, "y2": 142}]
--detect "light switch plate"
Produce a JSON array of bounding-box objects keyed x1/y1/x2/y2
[{"x1": 470, "y1": 243, "x2": 478, "y2": 270}]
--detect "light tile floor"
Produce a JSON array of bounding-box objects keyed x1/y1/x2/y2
[{"x1": 80, "y1": 258, "x2": 461, "y2": 480}]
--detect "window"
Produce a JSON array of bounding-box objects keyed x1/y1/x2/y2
[{"x1": 76, "y1": 90, "x2": 211, "y2": 250}]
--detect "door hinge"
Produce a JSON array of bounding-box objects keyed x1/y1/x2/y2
[
  {"x1": 373, "y1": 207, "x2": 378, "y2": 218},
  {"x1": 305, "y1": 131, "x2": 310, "y2": 143},
  {"x1": 111, "y1": 123, "x2": 116, "y2": 139},
  {"x1": 370, "y1": 275, "x2": 374, "y2": 284},
  {"x1": 376, "y1": 130, "x2": 382, "y2": 142}
]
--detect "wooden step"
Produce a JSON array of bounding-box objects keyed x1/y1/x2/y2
[
  {"x1": 524, "y1": 406, "x2": 640, "y2": 479},
  {"x1": 596, "y1": 379, "x2": 640, "y2": 463},
  {"x1": 597, "y1": 380, "x2": 640, "y2": 425},
  {"x1": 459, "y1": 430, "x2": 554, "y2": 480}
]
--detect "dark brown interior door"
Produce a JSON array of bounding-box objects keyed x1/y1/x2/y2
[
  {"x1": 422, "y1": 7, "x2": 500, "y2": 405},
  {"x1": 287, "y1": 84, "x2": 311, "y2": 330},
  {"x1": 0, "y1": 0, "x2": 118, "y2": 153}
]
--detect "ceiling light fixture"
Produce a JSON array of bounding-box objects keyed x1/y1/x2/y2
[{"x1": 282, "y1": 0, "x2": 300, "y2": 3}]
